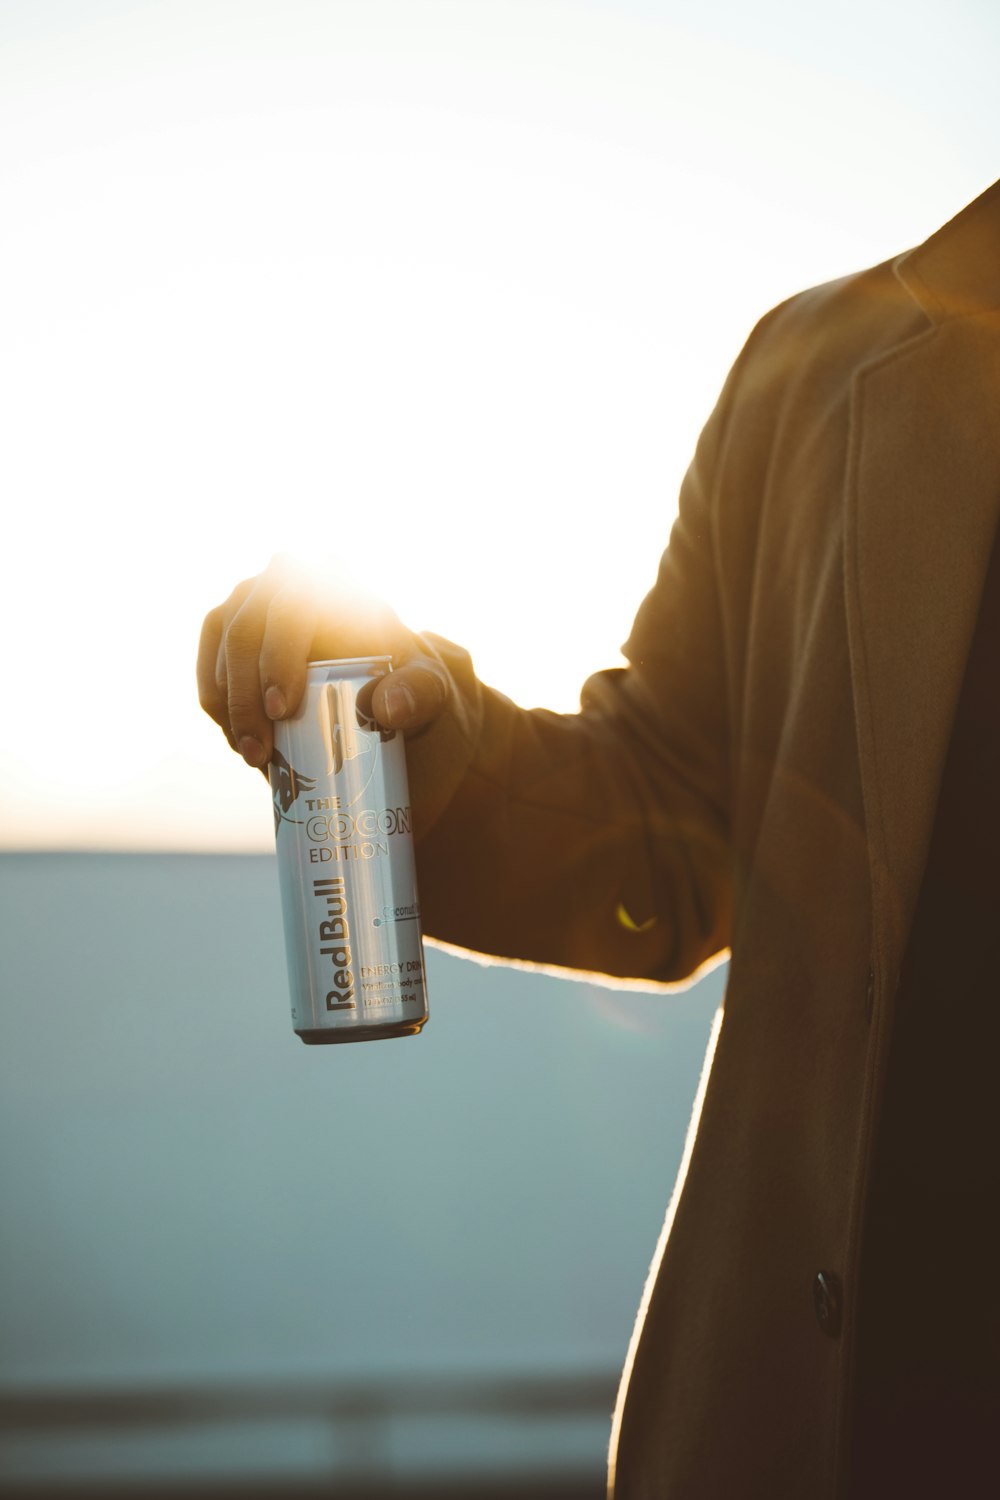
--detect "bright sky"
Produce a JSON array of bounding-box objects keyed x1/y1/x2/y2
[{"x1": 1, "y1": 0, "x2": 997, "y2": 850}]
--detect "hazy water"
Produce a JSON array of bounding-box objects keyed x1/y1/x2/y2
[{"x1": 0, "y1": 852, "x2": 723, "y2": 1486}]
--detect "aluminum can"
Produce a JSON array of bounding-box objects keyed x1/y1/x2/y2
[{"x1": 269, "y1": 657, "x2": 428, "y2": 1045}]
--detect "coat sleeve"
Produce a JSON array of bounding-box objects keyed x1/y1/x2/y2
[{"x1": 404, "y1": 337, "x2": 754, "y2": 984}]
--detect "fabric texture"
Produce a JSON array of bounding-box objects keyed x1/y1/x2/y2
[
  {"x1": 850, "y1": 495, "x2": 1000, "y2": 1497},
  {"x1": 402, "y1": 180, "x2": 1000, "y2": 1498}
]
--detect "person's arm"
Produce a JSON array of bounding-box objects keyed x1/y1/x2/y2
[
  {"x1": 199, "y1": 343, "x2": 743, "y2": 988},
  {"x1": 407, "y1": 387, "x2": 734, "y2": 984}
]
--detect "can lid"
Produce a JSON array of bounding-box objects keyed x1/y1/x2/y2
[{"x1": 307, "y1": 655, "x2": 393, "y2": 673}]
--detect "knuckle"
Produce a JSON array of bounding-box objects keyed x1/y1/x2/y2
[
  {"x1": 223, "y1": 612, "x2": 256, "y2": 650},
  {"x1": 224, "y1": 576, "x2": 257, "y2": 609},
  {"x1": 403, "y1": 658, "x2": 450, "y2": 707},
  {"x1": 202, "y1": 602, "x2": 226, "y2": 633},
  {"x1": 227, "y1": 687, "x2": 261, "y2": 727}
]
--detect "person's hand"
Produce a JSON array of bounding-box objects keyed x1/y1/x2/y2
[{"x1": 197, "y1": 556, "x2": 450, "y2": 769}]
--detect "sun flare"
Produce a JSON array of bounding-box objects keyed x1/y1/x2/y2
[{"x1": 2, "y1": 0, "x2": 994, "y2": 850}]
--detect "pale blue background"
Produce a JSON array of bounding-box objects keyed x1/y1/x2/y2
[{"x1": 0, "y1": 853, "x2": 723, "y2": 1489}]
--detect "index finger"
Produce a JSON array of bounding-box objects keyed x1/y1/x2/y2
[
  {"x1": 221, "y1": 566, "x2": 315, "y2": 765},
  {"x1": 256, "y1": 582, "x2": 322, "y2": 730}
]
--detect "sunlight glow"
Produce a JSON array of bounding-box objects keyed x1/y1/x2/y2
[{"x1": 1, "y1": 0, "x2": 996, "y2": 849}]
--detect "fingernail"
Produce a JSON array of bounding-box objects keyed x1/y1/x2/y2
[
  {"x1": 239, "y1": 735, "x2": 265, "y2": 767},
  {"x1": 383, "y1": 682, "x2": 416, "y2": 726},
  {"x1": 264, "y1": 685, "x2": 286, "y2": 719}
]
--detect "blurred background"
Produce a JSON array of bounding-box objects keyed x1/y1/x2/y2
[
  {"x1": 1, "y1": 0, "x2": 997, "y2": 1494},
  {"x1": 0, "y1": 853, "x2": 723, "y2": 1497}
]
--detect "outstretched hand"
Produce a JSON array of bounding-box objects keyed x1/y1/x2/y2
[{"x1": 197, "y1": 556, "x2": 450, "y2": 769}]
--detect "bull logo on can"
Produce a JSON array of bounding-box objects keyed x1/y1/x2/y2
[{"x1": 269, "y1": 752, "x2": 316, "y2": 832}]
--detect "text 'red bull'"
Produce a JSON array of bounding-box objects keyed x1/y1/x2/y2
[
  {"x1": 269, "y1": 656, "x2": 429, "y2": 1046},
  {"x1": 315, "y1": 876, "x2": 355, "y2": 1009}
]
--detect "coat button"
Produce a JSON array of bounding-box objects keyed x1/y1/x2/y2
[{"x1": 814, "y1": 1271, "x2": 842, "y2": 1337}]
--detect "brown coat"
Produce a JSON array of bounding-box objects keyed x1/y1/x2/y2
[{"x1": 406, "y1": 179, "x2": 1000, "y2": 1497}]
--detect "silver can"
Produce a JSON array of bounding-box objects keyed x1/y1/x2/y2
[{"x1": 268, "y1": 657, "x2": 428, "y2": 1045}]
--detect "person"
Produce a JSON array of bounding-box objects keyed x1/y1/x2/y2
[{"x1": 198, "y1": 178, "x2": 1000, "y2": 1498}]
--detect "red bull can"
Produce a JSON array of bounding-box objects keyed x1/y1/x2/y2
[{"x1": 269, "y1": 657, "x2": 428, "y2": 1044}]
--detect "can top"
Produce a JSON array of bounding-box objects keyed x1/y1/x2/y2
[{"x1": 307, "y1": 655, "x2": 393, "y2": 674}]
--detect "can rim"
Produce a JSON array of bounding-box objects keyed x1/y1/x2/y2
[{"x1": 306, "y1": 655, "x2": 393, "y2": 671}]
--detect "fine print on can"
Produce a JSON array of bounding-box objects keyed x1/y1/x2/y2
[{"x1": 269, "y1": 657, "x2": 428, "y2": 1045}]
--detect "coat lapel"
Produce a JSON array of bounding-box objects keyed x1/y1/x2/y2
[{"x1": 844, "y1": 181, "x2": 1000, "y2": 987}]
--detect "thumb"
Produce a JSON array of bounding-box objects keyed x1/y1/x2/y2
[{"x1": 372, "y1": 657, "x2": 450, "y2": 732}]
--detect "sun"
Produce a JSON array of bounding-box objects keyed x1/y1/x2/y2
[{"x1": 5, "y1": 0, "x2": 988, "y2": 850}]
